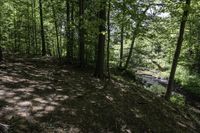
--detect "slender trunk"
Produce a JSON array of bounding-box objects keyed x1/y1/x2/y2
[
  {"x1": 123, "y1": 6, "x2": 150, "y2": 70},
  {"x1": 13, "y1": 17, "x2": 17, "y2": 52},
  {"x1": 66, "y1": 0, "x2": 70, "y2": 59},
  {"x1": 165, "y1": 0, "x2": 191, "y2": 100},
  {"x1": 107, "y1": 0, "x2": 111, "y2": 78},
  {"x1": 39, "y1": 0, "x2": 46, "y2": 56},
  {"x1": 31, "y1": 0, "x2": 36, "y2": 54},
  {"x1": 17, "y1": 33, "x2": 21, "y2": 52},
  {"x1": 66, "y1": 0, "x2": 73, "y2": 63},
  {"x1": 0, "y1": 16, "x2": 2, "y2": 61},
  {"x1": 33, "y1": 0, "x2": 38, "y2": 54},
  {"x1": 70, "y1": 1, "x2": 74, "y2": 62},
  {"x1": 0, "y1": 46, "x2": 2, "y2": 62},
  {"x1": 79, "y1": 0, "x2": 85, "y2": 67},
  {"x1": 94, "y1": 0, "x2": 106, "y2": 78},
  {"x1": 27, "y1": 6, "x2": 31, "y2": 55},
  {"x1": 17, "y1": 18, "x2": 22, "y2": 53},
  {"x1": 123, "y1": 22, "x2": 140, "y2": 70},
  {"x1": 119, "y1": 24, "x2": 124, "y2": 68},
  {"x1": 59, "y1": 33, "x2": 62, "y2": 56},
  {"x1": 51, "y1": 0, "x2": 61, "y2": 60},
  {"x1": 119, "y1": 0, "x2": 125, "y2": 68},
  {"x1": 197, "y1": 25, "x2": 200, "y2": 73}
]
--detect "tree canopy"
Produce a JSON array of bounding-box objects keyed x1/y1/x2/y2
[{"x1": 0, "y1": 0, "x2": 200, "y2": 132}]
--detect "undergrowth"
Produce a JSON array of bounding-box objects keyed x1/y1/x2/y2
[{"x1": 175, "y1": 66, "x2": 200, "y2": 98}]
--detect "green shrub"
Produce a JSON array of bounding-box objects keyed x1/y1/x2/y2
[
  {"x1": 170, "y1": 93, "x2": 185, "y2": 106},
  {"x1": 175, "y1": 66, "x2": 200, "y2": 97},
  {"x1": 146, "y1": 84, "x2": 166, "y2": 96}
]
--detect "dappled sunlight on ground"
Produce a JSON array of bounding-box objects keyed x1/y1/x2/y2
[
  {"x1": 0, "y1": 58, "x2": 199, "y2": 133},
  {"x1": 0, "y1": 60, "x2": 85, "y2": 132}
]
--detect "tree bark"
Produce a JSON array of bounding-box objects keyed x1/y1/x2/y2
[
  {"x1": 0, "y1": 11, "x2": 3, "y2": 62},
  {"x1": 26, "y1": 6, "x2": 31, "y2": 55},
  {"x1": 123, "y1": 6, "x2": 150, "y2": 70},
  {"x1": 94, "y1": 0, "x2": 107, "y2": 78},
  {"x1": 165, "y1": 0, "x2": 191, "y2": 100},
  {"x1": 51, "y1": 0, "x2": 61, "y2": 60},
  {"x1": 79, "y1": 0, "x2": 85, "y2": 67},
  {"x1": 107, "y1": 0, "x2": 111, "y2": 78},
  {"x1": 39, "y1": 0, "x2": 46, "y2": 56},
  {"x1": 31, "y1": 0, "x2": 37, "y2": 54},
  {"x1": 66, "y1": 0, "x2": 73, "y2": 63},
  {"x1": 66, "y1": 0, "x2": 70, "y2": 60},
  {"x1": 119, "y1": 25, "x2": 124, "y2": 68},
  {"x1": 119, "y1": 0, "x2": 125, "y2": 68},
  {"x1": 123, "y1": 22, "x2": 140, "y2": 70}
]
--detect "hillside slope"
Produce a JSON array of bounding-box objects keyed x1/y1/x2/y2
[{"x1": 0, "y1": 57, "x2": 199, "y2": 133}]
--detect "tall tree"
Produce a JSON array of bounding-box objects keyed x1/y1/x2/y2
[
  {"x1": 0, "y1": 9, "x2": 2, "y2": 62},
  {"x1": 165, "y1": 0, "x2": 191, "y2": 100},
  {"x1": 107, "y1": 0, "x2": 111, "y2": 78},
  {"x1": 123, "y1": 5, "x2": 150, "y2": 70},
  {"x1": 39, "y1": 0, "x2": 46, "y2": 56},
  {"x1": 66, "y1": 0, "x2": 70, "y2": 60},
  {"x1": 79, "y1": 0, "x2": 85, "y2": 67},
  {"x1": 119, "y1": 0, "x2": 125, "y2": 68},
  {"x1": 94, "y1": 0, "x2": 107, "y2": 78},
  {"x1": 66, "y1": 0, "x2": 74, "y2": 63},
  {"x1": 51, "y1": 0, "x2": 61, "y2": 60},
  {"x1": 26, "y1": 5, "x2": 31, "y2": 55},
  {"x1": 31, "y1": 0, "x2": 37, "y2": 54}
]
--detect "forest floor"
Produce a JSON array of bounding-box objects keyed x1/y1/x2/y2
[{"x1": 0, "y1": 57, "x2": 200, "y2": 133}]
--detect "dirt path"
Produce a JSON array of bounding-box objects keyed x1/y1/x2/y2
[{"x1": 0, "y1": 58, "x2": 199, "y2": 133}]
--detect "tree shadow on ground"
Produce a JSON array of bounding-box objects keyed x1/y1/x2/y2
[{"x1": 0, "y1": 58, "x2": 199, "y2": 133}]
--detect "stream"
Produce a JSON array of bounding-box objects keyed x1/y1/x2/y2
[{"x1": 136, "y1": 68, "x2": 200, "y2": 109}]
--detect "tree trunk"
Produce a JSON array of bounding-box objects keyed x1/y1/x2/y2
[
  {"x1": 119, "y1": 24, "x2": 124, "y2": 68},
  {"x1": 119, "y1": 0, "x2": 125, "y2": 68},
  {"x1": 0, "y1": 46, "x2": 2, "y2": 62},
  {"x1": 79, "y1": 0, "x2": 85, "y2": 67},
  {"x1": 123, "y1": 6, "x2": 150, "y2": 70},
  {"x1": 31, "y1": 0, "x2": 37, "y2": 54},
  {"x1": 197, "y1": 25, "x2": 200, "y2": 73},
  {"x1": 51, "y1": 0, "x2": 61, "y2": 60},
  {"x1": 0, "y1": 11, "x2": 3, "y2": 62},
  {"x1": 66, "y1": 0, "x2": 73, "y2": 63},
  {"x1": 26, "y1": 6, "x2": 31, "y2": 55},
  {"x1": 94, "y1": 0, "x2": 106, "y2": 78},
  {"x1": 165, "y1": 0, "x2": 191, "y2": 100},
  {"x1": 123, "y1": 22, "x2": 140, "y2": 70},
  {"x1": 66, "y1": 0, "x2": 70, "y2": 60},
  {"x1": 39, "y1": 0, "x2": 46, "y2": 56},
  {"x1": 69, "y1": 1, "x2": 74, "y2": 62},
  {"x1": 13, "y1": 17, "x2": 17, "y2": 52},
  {"x1": 33, "y1": 0, "x2": 38, "y2": 54},
  {"x1": 107, "y1": 0, "x2": 111, "y2": 78}
]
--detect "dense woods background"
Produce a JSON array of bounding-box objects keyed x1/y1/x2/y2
[
  {"x1": 1, "y1": 0, "x2": 199, "y2": 98},
  {"x1": 0, "y1": 0, "x2": 200, "y2": 132}
]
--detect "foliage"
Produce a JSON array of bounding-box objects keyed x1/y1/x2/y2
[
  {"x1": 0, "y1": 0, "x2": 200, "y2": 104},
  {"x1": 170, "y1": 92, "x2": 185, "y2": 107},
  {"x1": 175, "y1": 66, "x2": 200, "y2": 97},
  {"x1": 0, "y1": 0, "x2": 200, "y2": 131},
  {"x1": 146, "y1": 84, "x2": 166, "y2": 96}
]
